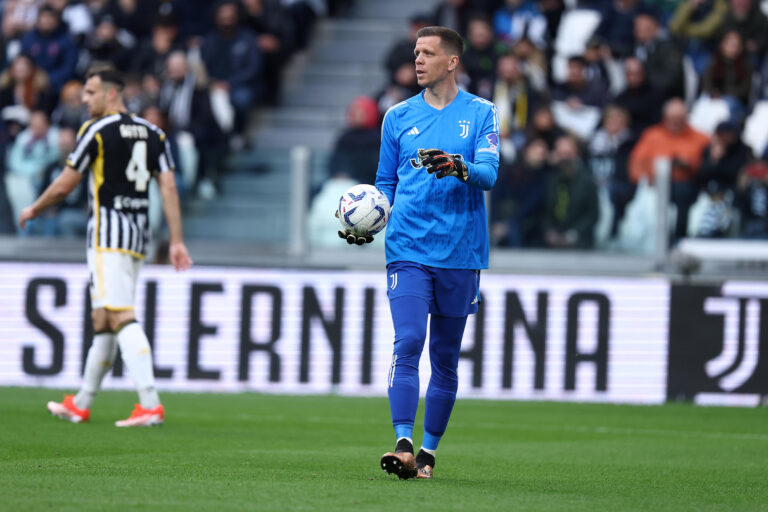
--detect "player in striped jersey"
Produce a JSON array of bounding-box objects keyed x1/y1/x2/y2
[
  {"x1": 19, "y1": 67, "x2": 192, "y2": 427},
  {"x1": 367, "y1": 27, "x2": 499, "y2": 480}
]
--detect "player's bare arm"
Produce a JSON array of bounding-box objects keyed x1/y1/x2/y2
[
  {"x1": 19, "y1": 166, "x2": 83, "y2": 229},
  {"x1": 157, "y1": 170, "x2": 193, "y2": 271}
]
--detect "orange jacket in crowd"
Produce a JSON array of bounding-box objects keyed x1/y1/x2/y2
[{"x1": 628, "y1": 123, "x2": 710, "y2": 184}]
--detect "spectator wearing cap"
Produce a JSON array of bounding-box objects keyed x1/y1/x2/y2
[
  {"x1": 20, "y1": 5, "x2": 78, "y2": 94},
  {"x1": 629, "y1": 98, "x2": 710, "y2": 238},
  {"x1": 492, "y1": 0, "x2": 548, "y2": 49},
  {"x1": 383, "y1": 13, "x2": 431, "y2": 84},
  {"x1": 698, "y1": 120, "x2": 752, "y2": 196},
  {"x1": 633, "y1": 11, "x2": 685, "y2": 100},
  {"x1": 201, "y1": 0, "x2": 263, "y2": 135}
]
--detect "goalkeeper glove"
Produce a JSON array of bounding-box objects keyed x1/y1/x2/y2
[
  {"x1": 418, "y1": 148, "x2": 469, "y2": 182},
  {"x1": 335, "y1": 210, "x2": 374, "y2": 245}
]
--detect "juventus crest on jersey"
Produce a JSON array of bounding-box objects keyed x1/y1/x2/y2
[{"x1": 66, "y1": 112, "x2": 174, "y2": 258}]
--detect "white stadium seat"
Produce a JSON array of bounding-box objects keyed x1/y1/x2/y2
[
  {"x1": 688, "y1": 95, "x2": 730, "y2": 135},
  {"x1": 743, "y1": 100, "x2": 768, "y2": 157},
  {"x1": 554, "y1": 9, "x2": 602, "y2": 57}
]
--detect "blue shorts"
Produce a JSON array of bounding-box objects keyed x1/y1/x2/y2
[{"x1": 386, "y1": 261, "x2": 480, "y2": 317}]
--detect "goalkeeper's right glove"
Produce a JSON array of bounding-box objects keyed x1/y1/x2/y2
[
  {"x1": 338, "y1": 229, "x2": 374, "y2": 245},
  {"x1": 335, "y1": 210, "x2": 374, "y2": 245}
]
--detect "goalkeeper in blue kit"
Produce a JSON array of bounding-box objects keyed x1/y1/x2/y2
[{"x1": 340, "y1": 26, "x2": 499, "y2": 479}]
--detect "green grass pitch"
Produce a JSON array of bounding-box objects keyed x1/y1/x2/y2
[{"x1": 1, "y1": 387, "x2": 766, "y2": 511}]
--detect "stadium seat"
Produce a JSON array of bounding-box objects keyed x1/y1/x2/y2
[
  {"x1": 682, "y1": 55, "x2": 699, "y2": 107},
  {"x1": 688, "y1": 95, "x2": 730, "y2": 135},
  {"x1": 743, "y1": 100, "x2": 768, "y2": 157},
  {"x1": 553, "y1": 9, "x2": 602, "y2": 58},
  {"x1": 550, "y1": 100, "x2": 601, "y2": 139}
]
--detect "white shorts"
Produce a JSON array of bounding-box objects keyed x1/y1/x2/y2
[{"x1": 87, "y1": 249, "x2": 143, "y2": 310}]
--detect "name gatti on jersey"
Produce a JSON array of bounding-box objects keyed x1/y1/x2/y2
[{"x1": 119, "y1": 124, "x2": 149, "y2": 139}]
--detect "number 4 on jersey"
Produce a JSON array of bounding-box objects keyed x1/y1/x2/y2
[{"x1": 125, "y1": 141, "x2": 150, "y2": 192}]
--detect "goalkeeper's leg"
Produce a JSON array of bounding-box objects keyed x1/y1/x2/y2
[
  {"x1": 381, "y1": 295, "x2": 429, "y2": 479},
  {"x1": 419, "y1": 314, "x2": 468, "y2": 479}
]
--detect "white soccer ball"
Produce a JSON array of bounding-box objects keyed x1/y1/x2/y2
[{"x1": 337, "y1": 184, "x2": 390, "y2": 236}]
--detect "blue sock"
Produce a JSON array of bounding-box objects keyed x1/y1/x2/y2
[
  {"x1": 387, "y1": 296, "x2": 429, "y2": 437},
  {"x1": 422, "y1": 431, "x2": 442, "y2": 451},
  {"x1": 395, "y1": 424, "x2": 413, "y2": 441},
  {"x1": 423, "y1": 314, "x2": 467, "y2": 450}
]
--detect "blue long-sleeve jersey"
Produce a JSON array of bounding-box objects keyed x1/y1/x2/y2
[{"x1": 375, "y1": 89, "x2": 500, "y2": 269}]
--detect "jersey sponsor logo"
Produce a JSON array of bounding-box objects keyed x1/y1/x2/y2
[
  {"x1": 407, "y1": 126, "x2": 419, "y2": 136},
  {"x1": 113, "y1": 195, "x2": 150, "y2": 211},
  {"x1": 459, "y1": 120, "x2": 470, "y2": 139},
  {"x1": 486, "y1": 133, "x2": 499, "y2": 149}
]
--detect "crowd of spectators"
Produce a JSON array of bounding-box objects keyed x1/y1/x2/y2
[
  {"x1": 330, "y1": 0, "x2": 768, "y2": 251},
  {"x1": 0, "y1": 0, "x2": 341, "y2": 236}
]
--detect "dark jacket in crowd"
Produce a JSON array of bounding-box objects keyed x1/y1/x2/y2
[
  {"x1": 543, "y1": 161, "x2": 599, "y2": 248},
  {"x1": 21, "y1": 24, "x2": 78, "y2": 93},
  {"x1": 635, "y1": 37, "x2": 685, "y2": 100},
  {"x1": 201, "y1": 27, "x2": 262, "y2": 91},
  {"x1": 698, "y1": 139, "x2": 752, "y2": 192},
  {"x1": 614, "y1": 81, "x2": 664, "y2": 136},
  {"x1": 328, "y1": 127, "x2": 381, "y2": 186}
]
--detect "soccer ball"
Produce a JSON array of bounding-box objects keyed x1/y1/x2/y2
[{"x1": 337, "y1": 184, "x2": 390, "y2": 236}]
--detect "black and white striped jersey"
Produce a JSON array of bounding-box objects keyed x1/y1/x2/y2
[{"x1": 66, "y1": 112, "x2": 174, "y2": 258}]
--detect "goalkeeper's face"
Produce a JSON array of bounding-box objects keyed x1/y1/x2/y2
[{"x1": 414, "y1": 36, "x2": 456, "y2": 89}]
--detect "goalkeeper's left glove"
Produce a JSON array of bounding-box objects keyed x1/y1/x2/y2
[
  {"x1": 418, "y1": 148, "x2": 469, "y2": 182},
  {"x1": 334, "y1": 210, "x2": 374, "y2": 245}
]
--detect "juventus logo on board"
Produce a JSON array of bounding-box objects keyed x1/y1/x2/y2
[{"x1": 458, "y1": 120, "x2": 470, "y2": 138}]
